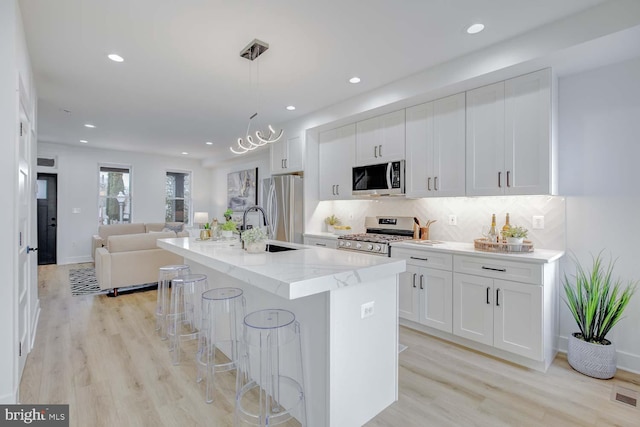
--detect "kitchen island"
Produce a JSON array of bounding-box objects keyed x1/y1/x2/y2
[{"x1": 157, "y1": 237, "x2": 406, "y2": 427}]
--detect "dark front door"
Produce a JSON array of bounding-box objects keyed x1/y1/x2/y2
[{"x1": 37, "y1": 173, "x2": 57, "y2": 265}]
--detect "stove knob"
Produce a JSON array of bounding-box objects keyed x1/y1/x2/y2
[
  {"x1": 375, "y1": 245, "x2": 382, "y2": 252},
  {"x1": 367, "y1": 244, "x2": 374, "y2": 251},
  {"x1": 338, "y1": 241, "x2": 345, "y2": 247},
  {"x1": 356, "y1": 243, "x2": 362, "y2": 249},
  {"x1": 345, "y1": 242, "x2": 352, "y2": 248}
]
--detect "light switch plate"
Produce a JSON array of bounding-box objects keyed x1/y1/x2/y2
[
  {"x1": 361, "y1": 301, "x2": 375, "y2": 319},
  {"x1": 532, "y1": 215, "x2": 544, "y2": 229},
  {"x1": 448, "y1": 215, "x2": 457, "y2": 226}
]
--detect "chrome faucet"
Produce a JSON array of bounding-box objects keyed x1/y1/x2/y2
[{"x1": 241, "y1": 206, "x2": 270, "y2": 247}]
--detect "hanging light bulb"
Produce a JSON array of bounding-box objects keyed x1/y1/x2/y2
[{"x1": 229, "y1": 39, "x2": 284, "y2": 155}]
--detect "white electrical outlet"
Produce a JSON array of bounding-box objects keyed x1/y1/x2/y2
[
  {"x1": 448, "y1": 215, "x2": 457, "y2": 226},
  {"x1": 361, "y1": 301, "x2": 375, "y2": 319},
  {"x1": 532, "y1": 215, "x2": 545, "y2": 229}
]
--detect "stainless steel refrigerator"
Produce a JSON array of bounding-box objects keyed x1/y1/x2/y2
[{"x1": 261, "y1": 175, "x2": 304, "y2": 243}]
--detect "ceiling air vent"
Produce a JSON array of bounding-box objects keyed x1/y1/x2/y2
[{"x1": 37, "y1": 157, "x2": 56, "y2": 168}]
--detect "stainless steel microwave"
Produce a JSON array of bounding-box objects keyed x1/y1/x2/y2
[{"x1": 352, "y1": 160, "x2": 405, "y2": 196}]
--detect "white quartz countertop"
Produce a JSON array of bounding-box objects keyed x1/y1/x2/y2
[
  {"x1": 158, "y1": 237, "x2": 406, "y2": 300},
  {"x1": 390, "y1": 240, "x2": 564, "y2": 263}
]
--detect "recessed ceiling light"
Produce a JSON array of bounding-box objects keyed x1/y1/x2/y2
[
  {"x1": 349, "y1": 77, "x2": 361, "y2": 84},
  {"x1": 84, "y1": 123, "x2": 95, "y2": 128},
  {"x1": 108, "y1": 54, "x2": 124, "y2": 62},
  {"x1": 80, "y1": 140, "x2": 88, "y2": 143},
  {"x1": 181, "y1": 152, "x2": 189, "y2": 155},
  {"x1": 286, "y1": 105, "x2": 296, "y2": 111},
  {"x1": 205, "y1": 141, "x2": 213, "y2": 145},
  {"x1": 466, "y1": 23, "x2": 485, "y2": 34}
]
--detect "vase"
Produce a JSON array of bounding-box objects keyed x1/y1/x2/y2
[
  {"x1": 507, "y1": 237, "x2": 524, "y2": 251},
  {"x1": 199, "y1": 229, "x2": 211, "y2": 240},
  {"x1": 221, "y1": 230, "x2": 233, "y2": 239},
  {"x1": 245, "y1": 241, "x2": 266, "y2": 253},
  {"x1": 567, "y1": 333, "x2": 617, "y2": 379},
  {"x1": 327, "y1": 225, "x2": 335, "y2": 233}
]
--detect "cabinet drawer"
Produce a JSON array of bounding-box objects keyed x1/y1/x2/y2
[
  {"x1": 304, "y1": 237, "x2": 337, "y2": 249},
  {"x1": 453, "y1": 255, "x2": 542, "y2": 285},
  {"x1": 391, "y1": 248, "x2": 453, "y2": 271}
]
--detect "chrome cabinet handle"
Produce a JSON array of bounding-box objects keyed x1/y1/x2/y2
[
  {"x1": 434, "y1": 176, "x2": 438, "y2": 191},
  {"x1": 315, "y1": 243, "x2": 327, "y2": 247},
  {"x1": 284, "y1": 158, "x2": 287, "y2": 169},
  {"x1": 374, "y1": 145, "x2": 378, "y2": 158},
  {"x1": 378, "y1": 145, "x2": 382, "y2": 157},
  {"x1": 410, "y1": 256, "x2": 428, "y2": 261},
  {"x1": 336, "y1": 184, "x2": 339, "y2": 195},
  {"x1": 496, "y1": 288, "x2": 501, "y2": 307},
  {"x1": 482, "y1": 266, "x2": 506, "y2": 272},
  {"x1": 427, "y1": 177, "x2": 431, "y2": 191},
  {"x1": 281, "y1": 159, "x2": 285, "y2": 169},
  {"x1": 412, "y1": 273, "x2": 417, "y2": 288},
  {"x1": 498, "y1": 171, "x2": 502, "y2": 188},
  {"x1": 419, "y1": 274, "x2": 424, "y2": 290},
  {"x1": 486, "y1": 286, "x2": 491, "y2": 304},
  {"x1": 332, "y1": 185, "x2": 336, "y2": 195},
  {"x1": 506, "y1": 170, "x2": 511, "y2": 187}
]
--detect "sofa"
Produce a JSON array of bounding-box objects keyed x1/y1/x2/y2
[
  {"x1": 91, "y1": 222, "x2": 189, "y2": 260},
  {"x1": 94, "y1": 231, "x2": 185, "y2": 294}
]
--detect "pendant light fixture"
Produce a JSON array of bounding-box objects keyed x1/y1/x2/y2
[{"x1": 230, "y1": 39, "x2": 284, "y2": 155}]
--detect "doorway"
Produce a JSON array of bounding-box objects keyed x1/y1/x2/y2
[{"x1": 37, "y1": 173, "x2": 57, "y2": 265}]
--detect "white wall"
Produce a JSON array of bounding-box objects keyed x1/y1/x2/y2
[
  {"x1": 558, "y1": 56, "x2": 640, "y2": 373},
  {"x1": 37, "y1": 142, "x2": 213, "y2": 264}
]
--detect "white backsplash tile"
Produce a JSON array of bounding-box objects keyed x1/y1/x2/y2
[{"x1": 310, "y1": 195, "x2": 565, "y2": 250}]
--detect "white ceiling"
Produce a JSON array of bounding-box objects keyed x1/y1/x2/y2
[{"x1": 20, "y1": 0, "x2": 607, "y2": 161}]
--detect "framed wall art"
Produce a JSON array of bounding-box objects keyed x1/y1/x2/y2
[{"x1": 227, "y1": 167, "x2": 258, "y2": 212}]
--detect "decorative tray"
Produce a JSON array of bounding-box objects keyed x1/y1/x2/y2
[{"x1": 473, "y1": 238, "x2": 534, "y2": 253}]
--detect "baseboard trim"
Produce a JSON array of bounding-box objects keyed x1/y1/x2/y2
[
  {"x1": 57, "y1": 256, "x2": 93, "y2": 265},
  {"x1": 558, "y1": 335, "x2": 640, "y2": 375}
]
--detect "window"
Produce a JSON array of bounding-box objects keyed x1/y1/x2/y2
[
  {"x1": 166, "y1": 171, "x2": 191, "y2": 224},
  {"x1": 99, "y1": 165, "x2": 131, "y2": 225}
]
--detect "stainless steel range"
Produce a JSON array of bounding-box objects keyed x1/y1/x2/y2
[{"x1": 337, "y1": 216, "x2": 415, "y2": 256}]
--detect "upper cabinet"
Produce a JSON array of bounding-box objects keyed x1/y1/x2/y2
[
  {"x1": 406, "y1": 93, "x2": 466, "y2": 198},
  {"x1": 318, "y1": 124, "x2": 355, "y2": 200},
  {"x1": 355, "y1": 110, "x2": 405, "y2": 165},
  {"x1": 271, "y1": 135, "x2": 304, "y2": 174},
  {"x1": 466, "y1": 69, "x2": 552, "y2": 196}
]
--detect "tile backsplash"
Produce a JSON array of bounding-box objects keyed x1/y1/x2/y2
[{"x1": 309, "y1": 195, "x2": 565, "y2": 250}]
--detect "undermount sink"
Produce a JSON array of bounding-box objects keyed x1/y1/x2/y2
[{"x1": 265, "y1": 244, "x2": 298, "y2": 253}]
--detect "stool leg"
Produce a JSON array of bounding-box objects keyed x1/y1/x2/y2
[
  {"x1": 170, "y1": 283, "x2": 181, "y2": 365},
  {"x1": 205, "y1": 315, "x2": 216, "y2": 404}
]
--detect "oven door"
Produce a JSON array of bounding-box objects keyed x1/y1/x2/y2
[{"x1": 352, "y1": 161, "x2": 404, "y2": 196}]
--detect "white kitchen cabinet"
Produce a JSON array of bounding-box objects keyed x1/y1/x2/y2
[
  {"x1": 303, "y1": 235, "x2": 338, "y2": 249},
  {"x1": 318, "y1": 124, "x2": 355, "y2": 200},
  {"x1": 466, "y1": 68, "x2": 552, "y2": 196},
  {"x1": 270, "y1": 135, "x2": 304, "y2": 174},
  {"x1": 355, "y1": 110, "x2": 405, "y2": 165},
  {"x1": 406, "y1": 93, "x2": 465, "y2": 198},
  {"x1": 394, "y1": 248, "x2": 453, "y2": 333}
]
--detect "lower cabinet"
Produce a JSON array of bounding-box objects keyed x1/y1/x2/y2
[
  {"x1": 303, "y1": 235, "x2": 338, "y2": 249},
  {"x1": 453, "y1": 273, "x2": 543, "y2": 360},
  {"x1": 396, "y1": 248, "x2": 453, "y2": 333}
]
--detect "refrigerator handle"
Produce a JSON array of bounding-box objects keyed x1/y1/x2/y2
[
  {"x1": 270, "y1": 183, "x2": 278, "y2": 239},
  {"x1": 386, "y1": 162, "x2": 392, "y2": 190}
]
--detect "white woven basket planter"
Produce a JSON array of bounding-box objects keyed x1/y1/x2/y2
[{"x1": 567, "y1": 333, "x2": 617, "y2": 379}]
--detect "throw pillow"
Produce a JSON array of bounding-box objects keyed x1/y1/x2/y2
[{"x1": 164, "y1": 222, "x2": 184, "y2": 233}]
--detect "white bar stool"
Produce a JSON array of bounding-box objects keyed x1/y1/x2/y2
[
  {"x1": 167, "y1": 273, "x2": 210, "y2": 365},
  {"x1": 235, "y1": 309, "x2": 307, "y2": 426},
  {"x1": 197, "y1": 287, "x2": 246, "y2": 403},
  {"x1": 156, "y1": 264, "x2": 191, "y2": 340}
]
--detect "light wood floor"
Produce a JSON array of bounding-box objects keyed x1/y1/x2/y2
[{"x1": 21, "y1": 264, "x2": 640, "y2": 427}]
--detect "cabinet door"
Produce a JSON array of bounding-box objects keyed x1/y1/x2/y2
[
  {"x1": 493, "y1": 279, "x2": 543, "y2": 360},
  {"x1": 504, "y1": 69, "x2": 551, "y2": 195},
  {"x1": 285, "y1": 135, "x2": 304, "y2": 172},
  {"x1": 356, "y1": 110, "x2": 405, "y2": 165},
  {"x1": 453, "y1": 273, "x2": 493, "y2": 346},
  {"x1": 405, "y1": 102, "x2": 434, "y2": 198},
  {"x1": 319, "y1": 125, "x2": 355, "y2": 200},
  {"x1": 466, "y1": 82, "x2": 505, "y2": 196},
  {"x1": 399, "y1": 265, "x2": 420, "y2": 322},
  {"x1": 418, "y1": 267, "x2": 453, "y2": 333},
  {"x1": 433, "y1": 93, "x2": 466, "y2": 197},
  {"x1": 270, "y1": 139, "x2": 287, "y2": 174}
]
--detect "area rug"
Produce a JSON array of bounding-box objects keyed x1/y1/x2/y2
[{"x1": 69, "y1": 267, "x2": 107, "y2": 296}]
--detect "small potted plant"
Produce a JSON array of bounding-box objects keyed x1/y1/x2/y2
[
  {"x1": 220, "y1": 219, "x2": 237, "y2": 239},
  {"x1": 563, "y1": 252, "x2": 637, "y2": 378},
  {"x1": 504, "y1": 225, "x2": 527, "y2": 250},
  {"x1": 241, "y1": 227, "x2": 268, "y2": 253},
  {"x1": 200, "y1": 221, "x2": 212, "y2": 240},
  {"x1": 223, "y1": 208, "x2": 234, "y2": 222},
  {"x1": 324, "y1": 215, "x2": 341, "y2": 233}
]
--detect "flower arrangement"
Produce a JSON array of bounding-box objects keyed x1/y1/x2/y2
[
  {"x1": 324, "y1": 215, "x2": 341, "y2": 226},
  {"x1": 241, "y1": 227, "x2": 268, "y2": 244},
  {"x1": 503, "y1": 225, "x2": 528, "y2": 239}
]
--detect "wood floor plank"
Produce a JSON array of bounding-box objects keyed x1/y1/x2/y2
[{"x1": 20, "y1": 263, "x2": 640, "y2": 426}]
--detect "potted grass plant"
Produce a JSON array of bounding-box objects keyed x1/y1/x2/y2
[
  {"x1": 563, "y1": 252, "x2": 637, "y2": 379},
  {"x1": 324, "y1": 215, "x2": 341, "y2": 233},
  {"x1": 220, "y1": 219, "x2": 237, "y2": 239}
]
